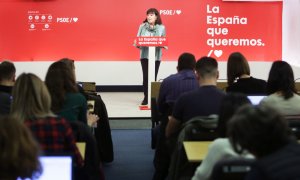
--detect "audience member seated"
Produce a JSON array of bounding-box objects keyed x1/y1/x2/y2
[
  {"x1": 228, "y1": 104, "x2": 300, "y2": 179},
  {"x1": 10, "y1": 73, "x2": 83, "y2": 167},
  {"x1": 59, "y1": 58, "x2": 88, "y2": 98},
  {"x1": 166, "y1": 56, "x2": 225, "y2": 139},
  {"x1": 59, "y1": 58, "x2": 114, "y2": 163},
  {"x1": 153, "y1": 52, "x2": 198, "y2": 180},
  {"x1": 0, "y1": 116, "x2": 41, "y2": 180},
  {"x1": 58, "y1": 58, "x2": 99, "y2": 127},
  {"x1": 191, "y1": 93, "x2": 254, "y2": 180},
  {"x1": 226, "y1": 52, "x2": 267, "y2": 95},
  {"x1": 157, "y1": 52, "x2": 198, "y2": 116},
  {"x1": 45, "y1": 61, "x2": 98, "y2": 126},
  {"x1": 260, "y1": 60, "x2": 300, "y2": 116},
  {"x1": 0, "y1": 61, "x2": 15, "y2": 115}
]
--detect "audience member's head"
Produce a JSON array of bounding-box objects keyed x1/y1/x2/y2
[
  {"x1": 267, "y1": 60, "x2": 297, "y2": 99},
  {"x1": 228, "y1": 104, "x2": 292, "y2": 158},
  {"x1": 59, "y1": 58, "x2": 88, "y2": 98},
  {"x1": 195, "y1": 56, "x2": 218, "y2": 83},
  {"x1": 45, "y1": 61, "x2": 78, "y2": 112},
  {"x1": 217, "y1": 93, "x2": 251, "y2": 138},
  {"x1": 227, "y1": 52, "x2": 250, "y2": 85},
  {"x1": 0, "y1": 116, "x2": 41, "y2": 180},
  {"x1": 0, "y1": 61, "x2": 16, "y2": 85},
  {"x1": 59, "y1": 58, "x2": 75, "y2": 69},
  {"x1": 59, "y1": 58, "x2": 76, "y2": 79},
  {"x1": 177, "y1": 53, "x2": 196, "y2": 71},
  {"x1": 11, "y1": 73, "x2": 54, "y2": 122}
]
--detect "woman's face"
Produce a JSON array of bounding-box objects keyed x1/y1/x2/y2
[{"x1": 147, "y1": 12, "x2": 157, "y2": 25}]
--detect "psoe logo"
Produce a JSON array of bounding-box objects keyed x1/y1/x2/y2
[
  {"x1": 57, "y1": 17, "x2": 70, "y2": 23},
  {"x1": 160, "y1": 10, "x2": 182, "y2": 16},
  {"x1": 56, "y1": 17, "x2": 79, "y2": 23}
]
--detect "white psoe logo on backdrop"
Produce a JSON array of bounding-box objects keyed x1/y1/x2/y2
[
  {"x1": 57, "y1": 17, "x2": 79, "y2": 23},
  {"x1": 160, "y1": 10, "x2": 182, "y2": 15}
]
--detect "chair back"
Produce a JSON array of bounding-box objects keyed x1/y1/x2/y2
[
  {"x1": 179, "y1": 115, "x2": 218, "y2": 141},
  {"x1": 150, "y1": 82, "x2": 162, "y2": 149},
  {"x1": 285, "y1": 115, "x2": 300, "y2": 139},
  {"x1": 168, "y1": 115, "x2": 218, "y2": 180},
  {"x1": 211, "y1": 158, "x2": 255, "y2": 180}
]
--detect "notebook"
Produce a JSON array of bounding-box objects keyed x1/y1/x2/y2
[{"x1": 247, "y1": 96, "x2": 266, "y2": 105}]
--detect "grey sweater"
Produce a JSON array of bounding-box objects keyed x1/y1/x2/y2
[{"x1": 136, "y1": 22, "x2": 166, "y2": 60}]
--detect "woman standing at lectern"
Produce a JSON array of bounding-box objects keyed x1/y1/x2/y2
[{"x1": 135, "y1": 8, "x2": 166, "y2": 105}]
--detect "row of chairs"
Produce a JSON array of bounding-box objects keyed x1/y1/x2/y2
[{"x1": 166, "y1": 115, "x2": 300, "y2": 180}]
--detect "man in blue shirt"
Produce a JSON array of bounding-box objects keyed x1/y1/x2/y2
[
  {"x1": 153, "y1": 52, "x2": 198, "y2": 180},
  {"x1": 157, "y1": 52, "x2": 198, "y2": 115}
]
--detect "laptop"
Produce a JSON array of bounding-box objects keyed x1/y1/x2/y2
[
  {"x1": 39, "y1": 156, "x2": 72, "y2": 180},
  {"x1": 247, "y1": 96, "x2": 266, "y2": 105},
  {"x1": 18, "y1": 156, "x2": 73, "y2": 180}
]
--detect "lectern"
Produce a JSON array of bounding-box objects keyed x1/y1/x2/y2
[{"x1": 136, "y1": 37, "x2": 167, "y2": 109}]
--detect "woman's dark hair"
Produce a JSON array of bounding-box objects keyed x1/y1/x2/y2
[
  {"x1": 143, "y1": 8, "x2": 162, "y2": 25},
  {"x1": 0, "y1": 116, "x2": 41, "y2": 179},
  {"x1": 217, "y1": 93, "x2": 251, "y2": 138},
  {"x1": 227, "y1": 52, "x2": 250, "y2": 86},
  {"x1": 267, "y1": 60, "x2": 297, "y2": 99},
  {"x1": 45, "y1": 61, "x2": 78, "y2": 113},
  {"x1": 59, "y1": 58, "x2": 75, "y2": 70},
  {"x1": 228, "y1": 104, "x2": 292, "y2": 158}
]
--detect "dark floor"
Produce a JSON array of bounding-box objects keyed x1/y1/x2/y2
[{"x1": 103, "y1": 129, "x2": 155, "y2": 180}]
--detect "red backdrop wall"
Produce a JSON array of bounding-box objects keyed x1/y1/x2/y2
[{"x1": 0, "y1": 0, "x2": 282, "y2": 61}]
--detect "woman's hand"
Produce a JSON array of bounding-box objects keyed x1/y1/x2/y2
[{"x1": 87, "y1": 112, "x2": 99, "y2": 127}]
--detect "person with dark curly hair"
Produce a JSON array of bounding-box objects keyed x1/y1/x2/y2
[{"x1": 228, "y1": 104, "x2": 300, "y2": 179}]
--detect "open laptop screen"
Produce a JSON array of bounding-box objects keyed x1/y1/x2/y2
[
  {"x1": 39, "y1": 156, "x2": 72, "y2": 180},
  {"x1": 18, "y1": 156, "x2": 73, "y2": 180},
  {"x1": 247, "y1": 96, "x2": 266, "y2": 105}
]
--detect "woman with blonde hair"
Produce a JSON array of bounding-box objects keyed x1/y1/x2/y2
[{"x1": 10, "y1": 73, "x2": 83, "y2": 167}]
